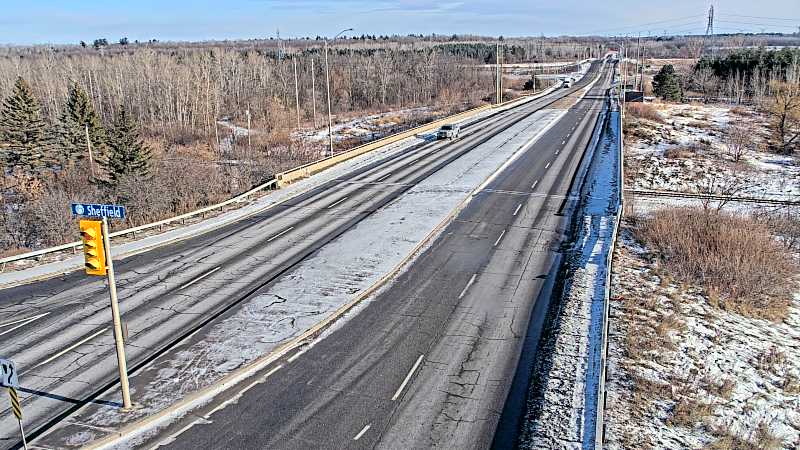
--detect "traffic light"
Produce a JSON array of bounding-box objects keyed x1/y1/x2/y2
[{"x1": 80, "y1": 220, "x2": 107, "y2": 276}]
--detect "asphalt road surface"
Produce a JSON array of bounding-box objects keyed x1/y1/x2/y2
[
  {"x1": 0, "y1": 61, "x2": 607, "y2": 449},
  {"x1": 137, "y1": 62, "x2": 615, "y2": 449}
]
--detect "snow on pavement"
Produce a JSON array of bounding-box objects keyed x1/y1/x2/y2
[
  {"x1": 518, "y1": 105, "x2": 621, "y2": 448},
  {"x1": 42, "y1": 105, "x2": 568, "y2": 449}
]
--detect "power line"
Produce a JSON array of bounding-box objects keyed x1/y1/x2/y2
[
  {"x1": 718, "y1": 13, "x2": 800, "y2": 22},
  {"x1": 716, "y1": 19, "x2": 798, "y2": 30},
  {"x1": 583, "y1": 14, "x2": 706, "y2": 35}
]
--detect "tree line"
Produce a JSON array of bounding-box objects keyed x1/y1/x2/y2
[
  {"x1": 0, "y1": 41, "x2": 501, "y2": 254},
  {"x1": 1, "y1": 77, "x2": 150, "y2": 183}
]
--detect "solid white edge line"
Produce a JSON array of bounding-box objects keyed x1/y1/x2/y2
[
  {"x1": 202, "y1": 365, "x2": 284, "y2": 419},
  {"x1": 326, "y1": 196, "x2": 349, "y2": 209},
  {"x1": 266, "y1": 226, "x2": 294, "y2": 242},
  {"x1": 458, "y1": 274, "x2": 478, "y2": 300},
  {"x1": 27, "y1": 327, "x2": 109, "y2": 372},
  {"x1": 512, "y1": 203, "x2": 523, "y2": 216},
  {"x1": 0, "y1": 312, "x2": 50, "y2": 337},
  {"x1": 392, "y1": 354, "x2": 425, "y2": 401},
  {"x1": 179, "y1": 266, "x2": 221, "y2": 290},
  {"x1": 353, "y1": 424, "x2": 371, "y2": 441},
  {"x1": 493, "y1": 230, "x2": 506, "y2": 247}
]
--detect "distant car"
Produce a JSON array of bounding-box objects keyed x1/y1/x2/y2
[
  {"x1": 562, "y1": 78, "x2": 573, "y2": 88},
  {"x1": 437, "y1": 123, "x2": 460, "y2": 140}
]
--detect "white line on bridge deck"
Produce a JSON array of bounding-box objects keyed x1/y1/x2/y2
[
  {"x1": 513, "y1": 204, "x2": 523, "y2": 216},
  {"x1": 0, "y1": 312, "x2": 50, "y2": 337},
  {"x1": 327, "y1": 197, "x2": 349, "y2": 209},
  {"x1": 494, "y1": 230, "x2": 507, "y2": 247},
  {"x1": 458, "y1": 274, "x2": 478, "y2": 300},
  {"x1": 180, "y1": 266, "x2": 221, "y2": 290},
  {"x1": 531, "y1": 180, "x2": 539, "y2": 190},
  {"x1": 27, "y1": 327, "x2": 108, "y2": 372},
  {"x1": 545, "y1": 161, "x2": 551, "y2": 169},
  {"x1": 267, "y1": 227, "x2": 295, "y2": 242},
  {"x1": 353, "y1": 424, "x2": 372, "y2": 441},
  {"x1": 392, "y1": 354, "x2": 424, "y2": 401}
]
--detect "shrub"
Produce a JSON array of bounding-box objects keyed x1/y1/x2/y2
[
  {"x1": 636, "y1": 208, "x2": 795, "y2": 320},
  {"x1": 626, "y1": 103, "x2": 665, "y2": 123}
]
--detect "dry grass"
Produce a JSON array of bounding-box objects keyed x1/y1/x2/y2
[
  {"x1": 664, "y1": 146, "x2": 696, "y2": 159},
  {"x1": 753, "y1": 346, "x2": 788, "y2": 375},
  {"x1": 636, "y1": 208, "x2": 796, "y2": 321},
  {"x1": 627, "y1": 102, "x2": 665, "y2": 123},
  {"x1": 730, "y1": 105, "x2": 753, "y2": 117},
  {"x1": 667, "y1": 397, "x2": 715, "y2": 428},
  {"x1": 705, "y1": 424, "x2": 785, "y2": 450}
]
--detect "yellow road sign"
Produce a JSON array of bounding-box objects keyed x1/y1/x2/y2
[{"x1": 8, "y1": 387, "x2": 21, "y2": 420}]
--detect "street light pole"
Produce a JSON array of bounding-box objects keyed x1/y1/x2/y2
[{"x1": 324, "y1": 28, "x2": 353, "y2": 156}]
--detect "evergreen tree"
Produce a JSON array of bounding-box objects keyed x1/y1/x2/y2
[
  {"x1": 101, "y1": 106, "x2": 150, "y2": 184},
  {"x1": 652, "y1": 64, "x2": 682, "y2": 102},
  {"x1": 0, "y1": 77, "x2": 54, "y2": 174},
  {"x1": 56, "y1": 81, "x2": 106, "y2": 166}
]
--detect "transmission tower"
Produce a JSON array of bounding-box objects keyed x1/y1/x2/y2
[{"x1": 704, "y1": 5, "x2": 715, "y2": 58}]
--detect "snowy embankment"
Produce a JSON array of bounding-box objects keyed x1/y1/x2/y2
[
  {"x1": 626, "y1": 102, "x2": 800, "y2": 216},
  {"x1": 605, "y1": 233, "x2": 800, "y2": 449},
  {"x1": 519, "y1": 101, "x2": 621, "y2": 448},
  {"x1": 604, "y1": 101, "x2": 800, "y2": 449}
]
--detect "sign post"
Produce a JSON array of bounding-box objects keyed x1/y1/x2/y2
[
  {"x1": 100, "y1": 216, "x2": 131, "y2": 409},
  {"x1": 1, "y1": 358, "x2": 27, "y2": 450},
  {"x1": 71, "y1": 203, "x2": 132, "y2": 410}
]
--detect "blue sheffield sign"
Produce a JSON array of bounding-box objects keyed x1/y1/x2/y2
[{"x1": 71, "y1": 203, "x2": 126, "y2": 219}]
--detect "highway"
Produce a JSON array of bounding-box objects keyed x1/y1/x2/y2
[
  {"x1": 0, "y1": 61, "x2": 608, "y2": 449},
  {"x1": 132, "y1": 62, "x2": 615, "y2": 449}
]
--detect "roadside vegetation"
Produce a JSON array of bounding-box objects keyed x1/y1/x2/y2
[
  {"x1": 607, "y1": 46, "x2": 800, "y2": 449},
  {"x1": 636, "y1": 208, "x2": 795, "y2": 321}
]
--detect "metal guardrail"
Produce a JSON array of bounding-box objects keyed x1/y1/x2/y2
[
  {"x1": 0, "y1": 179, "x2": 278, "y2": 270},
  {"x1": 595, "y1": 84, "x2": 624, "y2": 450},
  {"x1": 626, "y1": 189, "x2": 799, "y2": 206}
]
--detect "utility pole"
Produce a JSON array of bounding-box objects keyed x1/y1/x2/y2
[
  {"x1": 293, "y1": 56, "x2": 301, "y2": 129},
  {"x1": 246, "y1": 109, "x2": 251, "y2": 152},
  {"x1": 324, "y1": 28, "x2": 353, "y2": 156},
  {"x1": 496, "y1": 42, "x2": 501, "y2": 105},
  {"x1": 311, "y1": 58, "x2": 318, "y2": 128},
  {"x1": 634, "y1": 33, "x2": 641, "y2": 92},
  {"x1": 84, "y1": 125, "x2": 95, "y2": 178},
  {"x1": 640, "y1": 38, "x2": 647, "y2": 92}
]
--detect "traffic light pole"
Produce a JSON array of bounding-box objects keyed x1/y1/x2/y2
[{"x1": 101, "y1": 217, "x2": 132, "y2": 410}]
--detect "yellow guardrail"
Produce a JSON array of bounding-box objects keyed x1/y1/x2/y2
[{"x1": 276, "y1": 104, "x2": 494, "y2": 187}]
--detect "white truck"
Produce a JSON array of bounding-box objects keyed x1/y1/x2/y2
[
  {"x1": 437, "y1": 123, "x2": 460, "y2": 140},
  {"x1": 562, "y1": 78, "x2": 574, "y2": 88}
]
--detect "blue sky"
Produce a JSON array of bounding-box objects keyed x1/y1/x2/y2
[{"x1": 2, "y1": 0, "x2": 799, "y2": 45}]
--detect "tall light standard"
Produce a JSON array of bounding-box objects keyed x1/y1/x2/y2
[{"x1": 325, "y1": 28, "x2": 353, "y2": 156}]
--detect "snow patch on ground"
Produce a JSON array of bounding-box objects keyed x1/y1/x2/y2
[
  {"x1": 605, "y1": 230, "x2": 800, "y2": 449},
  {"x1": 605, "y1": 101, "x2": 800, "y2": 449},
  {"x1": 626, "y1": 102, "x2": 800, "y2": 203}
]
